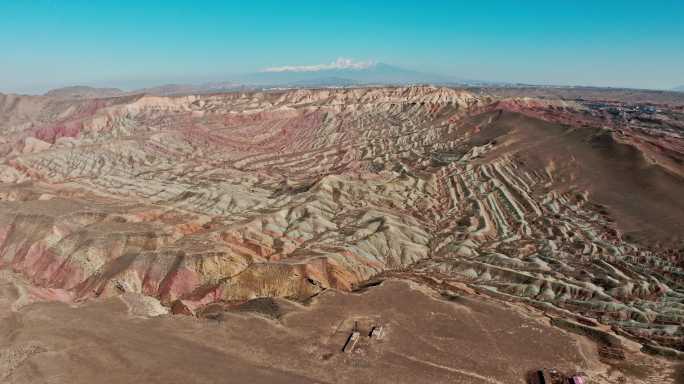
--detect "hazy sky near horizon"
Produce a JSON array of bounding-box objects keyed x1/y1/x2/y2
[{"x1": 1, "y1": 0, "x2": 683, "y2": 93}]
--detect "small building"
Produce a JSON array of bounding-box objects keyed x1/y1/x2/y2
[
  {"x1": 370, "y1": 325, "x2": 384, "y2": 340},
  {"x1": 568, "y1": 376, "x2": 585, "y2": 384},
  {"x1": 530, "y1": 370, "x2": 547, "y2": 384},
  {"x1": 343, "y1": 331, "x2": 360, "y2": 353},
  {"x1": 528, "y1": 369, "x2": 558, "y2": 384}
]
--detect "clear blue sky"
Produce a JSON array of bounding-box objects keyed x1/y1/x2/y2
[{"x1": 2, "y1": 0, "x2": 683, "y2": 93}]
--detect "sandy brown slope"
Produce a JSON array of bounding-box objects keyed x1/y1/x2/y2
[
  {"x1": 2, "y1": 271, "x2": 679, "y2": 384},
  {"x1": 465, "y1": 110, "x2": 684, "y2": 245}
]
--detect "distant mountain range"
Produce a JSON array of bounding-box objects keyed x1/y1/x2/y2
[
  {"x1": 43, "y1": 82, "x2": 247, "y2": 99},
  {"x1": 44, "y1": 86, "x2": 125, "y2": 99},
  {"x1": 41, "y1": 62, "x2": 477, "y2": 99},
  {"x1": 135, "y1": 81, "x2": 245, "y2": 96},
  {"x1": 237, "y1": 62, "x2": 456, "y2": 86},
  {"x1": 29, "y1": 63, "x2": 684, "y2": 99}
]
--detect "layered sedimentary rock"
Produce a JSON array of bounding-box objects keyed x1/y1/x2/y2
[{"x1": 0, "y1": 86, "x2": 682, "y2": 350}]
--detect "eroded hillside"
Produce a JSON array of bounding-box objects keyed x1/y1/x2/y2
[{"x1": 0, "y1": 86, "x2": 682, "y2": 353}]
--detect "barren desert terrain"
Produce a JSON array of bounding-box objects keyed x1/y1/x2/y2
[{"x1": 1, "y1": 86, "x2": 683, "y2": 383}]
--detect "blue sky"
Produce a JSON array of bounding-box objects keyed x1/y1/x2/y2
[{"x1": 1, "y1": 0, "x2": 683, "y2": 93}]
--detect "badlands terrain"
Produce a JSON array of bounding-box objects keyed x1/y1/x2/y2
[{"x1": 1, "y1": 85, "x2": 683, "y2": 383}]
